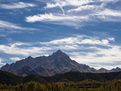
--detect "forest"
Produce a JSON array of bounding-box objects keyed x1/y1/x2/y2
[
  {"x1": 0, "y1": 80, "x2": 121, "y2": 91},
  {"x1": 0, "y1": 70, "x2": 121, "y2": 91}
]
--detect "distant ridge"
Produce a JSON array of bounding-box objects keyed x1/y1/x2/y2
[
  {"x1": 1, "y1": 50, "x2": 121, "y2": 76},
  {"x1": 0, "y1": 70, "x2": 121, "y2": 85}
]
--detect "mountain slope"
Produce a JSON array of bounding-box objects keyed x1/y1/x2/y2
[
  {"x1": 50, "y1": 71, "x2": 121, "y2": 82},
  {"x1": 1, "y1": 50, "x2": 96, "y2": 76},
  {"x1": 12, "y1": 66, "x2": 38, "y2": 77},
  {"x1": 0, "y1": 70, "x2": 22, "y2": 85},
  {"x1": 1, "y1": 70, "x2": 121, "y2": 85}
]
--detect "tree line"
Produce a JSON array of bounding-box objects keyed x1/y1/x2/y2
[{"x1": 0, "y1": 79, "x2": 121, "y2": 91}]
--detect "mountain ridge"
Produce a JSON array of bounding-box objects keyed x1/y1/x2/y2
[
  {"x1": 1, "y1": 50, "x2": 121, "y2": 76},
  {"x1": 0, "y1": 70, "x2": 121, "y2": 85}
]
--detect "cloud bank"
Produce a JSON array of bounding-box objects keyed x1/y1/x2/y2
[
  {"x1": 1, "y1": 2, "x2": 36, "y2": 9},
  {"x1": 26, "y1": 0, "x2": 121, "y2": 27},
  {"x1": 0, "y1": 35, "x2": 121, "y2": 69}
]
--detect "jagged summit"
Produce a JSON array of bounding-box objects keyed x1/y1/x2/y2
[
  {"x1": 55, "y1": 50, "x2": 63, "y2": 54},
  {"x1": 26, "y1": 56, "x2": 33, "y2": 60},
  {"x1": 97, "y1": 68, "x2": 109, "y2": 73},
  {"x1": 111, "y1": 67, "x2": 121, "y2": 72},
  {"x1": 50, "y1": 50, "x2": 69, "y2": 58},
  {"x1": 52, "y1": 50, "x2": 65, "y2": 55}
]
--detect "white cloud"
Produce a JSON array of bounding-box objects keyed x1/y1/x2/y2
[
  {"x1": 9, "y1": 57, "x2": 21, "y2": 61},
  {"x1": 0, "y1": 43, "x2": 51, "y2": 56},
  {"x1": 100, "y1": 0, "x2": 118, "y2": 3},
  {"x1": 0, "y1": 20, "x2": 37, "y2": 30},
  {"x1": 40, "y1": 35, "x2": 114, "y2": 46},
  {"x1": 0, "y1": 35, "x2": 115, "y2": 55},
  {"x1": 44, "y1": 0, "x2": 118, "y2": 10},
  {"x1": 40, "y1": 37, "x2": 79, "y2": 45},
  {"x1": 45, "y1": 2, "x2": 66, "y2": 9},
  {"x1": 0, "y1": 58, "x2": 5, "y2": 66},
  {"x1": 69, "y1": 45, "x2": 121, "y2": 69},
  {"x1": 68, "y1": 5, "x2": 96, "y2": 12},
  {"x1": 93, "y1": 9, "x2": 121, "y2": 22},
  {"x1": 26, "y1": 13, "x2": 88, "y2": 22},
  {"x1": 0, "y1": 58, "x2": 3, "y2": 62},
  {"x1": 0, "y1": 35, "x2": 120, "y2": 69},
  {"x1": 80, "y1": 39, "x2": 110, "y2": 45},
  {"x1": 26, "y1": 13, "x2": 89, "y2": 27},
  {"x1": 26, "y1": 0, "x2": 121, "y2": 27},
  {"x1": 26, "y1": 0, "x2": 95, "y2": 27},
  {"x1": 96, "y1": 9, "x2": 121, "y2": 17},
  {"x1": 0, "y1": 20, "x2": 25, "y2": 30},
  {"x1": 1, "y1": 2, "x2": 36, "y2": 9},
  {"x1": 45, "y1": 0, "x2": 94, "y2": 9}
]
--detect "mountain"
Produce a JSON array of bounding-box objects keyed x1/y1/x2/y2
[
  {"x1": 97, "y1": 68, "x2": 109, "y2": 73},
  {"x1": 1, "y1": 50, "x2": 121, "y2": 76},
  {"x1": 97, "y1": 67, "x2": 121, "y2": 73},
  {"x1": 0, "y1": 70, "x2": 22, "y2": 85},
  {"x1": 1, "y1": 50, "x2": 96, "y2": 76},
  {"x1": 12, "y1": 66, "x2": 38, "y2": 77},
  {"x1": 111, "y1": 67, "x2": 121, "y2": 72}
]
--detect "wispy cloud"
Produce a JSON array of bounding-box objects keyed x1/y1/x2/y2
[
  {"x1": 95, "y1": 9, "x2": 121, "y2": 22},
  {"x1": 0, "y1": 35, "x2": 121, "y2": 69},
  {"x1": 97, "y1": 9, "x2": 121, "y2": 17},
  {"x1": 0, "y1": 2, "x2": 36, "y2": 9},
  {"x1": 0, "y1": 20, "x2": 37, "y2": 31},
  {"x1": 68, "y1": 5, "x2": 96, "y2": 12},
  {"x1": 0, "y1": 58, "x2": 5, "y2": 67},
  {"x1": 26, "y1": 13, "x2": 89, "y2": 27},
  {"x1": 26, "y1": 0, "x2": 121, "y2": 27},
  {"x1": 45, "y1": 0, "x2": 94, "y2": 9},
  {"x1": 0, "y1": 58, "x2": 3, "y2": 63},
  {"x1": 9, "y1": 57, "x2": 22, "y2": 61},
  {"x1": 40, "y1": 35, "x2": 114, "y2": 46},
  {"x1": 0, "y1": 42, "x2": 51, "y2": 56}
]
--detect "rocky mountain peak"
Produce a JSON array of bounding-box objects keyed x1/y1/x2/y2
[
  {"x1": 25, "y1": 56, "x2": 33, "y2": 61},
  {"x1": 50, "y1": 50, "x2": 69, "y2": 58},
  {"x1": 111, "y1": 67, "x2": 121, "y2": 72}
]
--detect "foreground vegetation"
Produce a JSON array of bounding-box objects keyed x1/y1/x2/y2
[
  {"x1": 0, "y1": 70, "x2": 121, "y2": 91},
  {"x1": 0, "y1": 79, "x2": 121, "y2": 91}
]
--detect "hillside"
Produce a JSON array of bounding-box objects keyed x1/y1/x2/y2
[
  {"x1": 0, "y1": 70, "x2": 22, "y2": 85},
  {"x1": 0, "y1": 70, "x2": 121, "y2": 85}
]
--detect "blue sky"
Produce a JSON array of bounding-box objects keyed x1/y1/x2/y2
[{"x1": 0, "y1": 0, "x2": 121, "y2": 69}]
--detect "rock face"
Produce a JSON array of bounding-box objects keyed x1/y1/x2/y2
[
  {"x1": 1, "y1": 50, "x2": 121, "y2": 76},
  {"x1": 1, "y1": 50, "x2": 96, "y2": 76},
  {"x1": 97, "y1": 68, "x2": 109, "y2": 73},
  {"x1": 111, "y1": 67, "x2": 121, "y2": 72}
]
